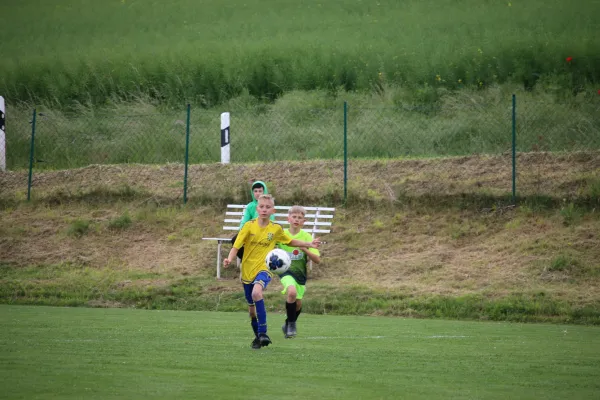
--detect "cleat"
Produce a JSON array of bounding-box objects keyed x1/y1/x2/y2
[
  {"x1": 287, "y1": 321, "x2": 297, "y2": 338},
  {"x1": 282, "y1": 323, "x2": 290, "y2": 338},
  {"x1": 258, "y1": 333, "x2": 272, "y2": 347},
  {"x1": 251, "y1": 337, "x2": 261, "y2": 349}
]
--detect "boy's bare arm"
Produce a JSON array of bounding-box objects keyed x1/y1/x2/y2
[
  {"x1": 289, "y1": 237, "x2": 321, "y2": 249},
  {"x1": 223, "y1": 247, "x2": 239, "y2": 267},
  {"x1": 300, "y1": 247, "x2": 321, "y2": 264}
]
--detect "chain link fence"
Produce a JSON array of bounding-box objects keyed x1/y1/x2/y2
[
  {"x1": 1, "y1": 97, "x2": 599, "y2": 204},
  {"x1": 1, "y1": 108, "x2": 190, "y2": 201},
  {"x1": 228, "y1": 107, "x2": 345, "y2": 162},
  {"x1": 343, "y1": 100, "x2": 514, "y2": 201},
  {"x1": 515, "y1": 99, "x2": 600, "y2": 199}
]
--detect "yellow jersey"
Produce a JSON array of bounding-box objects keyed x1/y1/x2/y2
[{"x1": 233, "y1": 220, "x2": 292, "y2": 284}]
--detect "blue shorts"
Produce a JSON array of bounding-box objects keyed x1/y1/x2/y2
[{"x1": 243, "y1": 271, "x2": 272, "y2": 306}]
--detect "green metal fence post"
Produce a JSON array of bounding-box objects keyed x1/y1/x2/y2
[
  {"x1": 512, "y1": 94, "x2": 516, "y2": 205},
  {"x1": 183, "y1": 104, "x2": 191, "y2": 204},
  {"x1": 27, "y1": 109, "x2": 37, "y2": 201},
  {"x1": 343, "y1": 101, "x2": 348, "y2": 205}
]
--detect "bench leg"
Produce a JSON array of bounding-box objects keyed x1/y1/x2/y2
[{"x1": 216, "y1": 241, "x2": 222, "y2": 279}]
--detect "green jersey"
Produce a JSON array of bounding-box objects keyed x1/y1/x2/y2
[{"x1": 278, "y1": 229, "x2": 320, "y2": 285}]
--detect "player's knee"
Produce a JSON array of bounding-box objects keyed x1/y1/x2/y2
[
  {"x1": 286, "y1": 287, "x2": 297, "y2": 302},
  {"x1": 251, "y1": 288, "x2": 263, "y2": 302}
]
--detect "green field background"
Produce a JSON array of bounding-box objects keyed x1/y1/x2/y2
[
  {"x1": 1, "y1": 0, "x2": 599, "y2": 107},
  {"x1": 2, "y1": 305, "x2": 599, "y2": 400}
]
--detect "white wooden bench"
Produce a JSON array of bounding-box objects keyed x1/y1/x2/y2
[{"x1": 202, "y1": 205, "x2": 335, "y2": 279}]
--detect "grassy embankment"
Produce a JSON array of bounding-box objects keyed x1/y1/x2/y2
[{"x1": 1, "y1": 155, "x2": 599, "y2": 324}]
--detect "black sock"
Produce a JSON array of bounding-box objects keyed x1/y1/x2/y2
[{"x1": 286, "y1": 302, "x2": 297, "y2": 323}]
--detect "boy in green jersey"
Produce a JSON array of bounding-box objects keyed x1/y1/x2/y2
[
  {"x1": 277, "y1": 206, "x2": 321, "y2": 338},
  {"x1": 238, "y1": 181, "x2": 275, "y2": 229}
]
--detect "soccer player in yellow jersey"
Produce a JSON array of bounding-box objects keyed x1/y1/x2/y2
[{"x1": 223, "y1": 194, "x2": 321, "y2": 349}]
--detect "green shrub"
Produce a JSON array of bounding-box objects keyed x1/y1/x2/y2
[
  {"x1": 560, "y1": 201, "x2": 583, "y2": 226},
  {"x1": 108, "y1": 212, "x2": 132, "y2": 230},
  {"x1": 67, "y1": 219, "x2": 90, "y2": 237},
  {"x1": 547, "y1": 254, "x2": 586, "y2": 275}
]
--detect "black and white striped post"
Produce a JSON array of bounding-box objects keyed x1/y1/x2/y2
[
  {"x1": 220, "y1": 112, "x2": 230, "y2": 164},
  {"x1": 0, "y1": 96, "x2": 5, "y2": 171}
]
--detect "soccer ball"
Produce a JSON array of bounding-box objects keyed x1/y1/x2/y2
[{"x1": 265, "y1": 248, "x2": 291, "y2": 275}]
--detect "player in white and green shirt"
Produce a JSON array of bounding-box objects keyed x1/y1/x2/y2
[{"x1": 277, "y1": 206, "x2": 321, "y2": 338}]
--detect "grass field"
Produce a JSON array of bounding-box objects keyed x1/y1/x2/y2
[
  {"x1": 1, "y1": 305, "x2": 599, "y2": 400},
  {"x1": 1, "y1": 0, "x2": 599, "y2": 106}
]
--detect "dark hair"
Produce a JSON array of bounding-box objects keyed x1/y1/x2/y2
[{"x1": 252, "y1": 182, "x2": 265, "y2": 190}]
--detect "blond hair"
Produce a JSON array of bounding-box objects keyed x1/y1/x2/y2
[
  {"x1": 258, "y1": 194, "x2": 275, "y2": 204},
  {"x1": 288, "y1": 205, "x2": 306, "y2": 216}
]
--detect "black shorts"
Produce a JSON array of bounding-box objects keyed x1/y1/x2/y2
[{"x1": 231, "y1": 233, "x2": 244, "y2": 259}]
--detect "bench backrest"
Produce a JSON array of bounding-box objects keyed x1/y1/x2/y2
[{"x1": 223, "y1": 204, "x2": 335, "y2": 237}]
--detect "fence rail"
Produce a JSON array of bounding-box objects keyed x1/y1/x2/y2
[{"x1": 1, "y1": 96, "x2": 599, "y2": 204}]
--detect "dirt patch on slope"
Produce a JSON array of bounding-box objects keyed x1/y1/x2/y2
[{"x1": 1, "y1": 152, "x2": 599, "y2": 203}]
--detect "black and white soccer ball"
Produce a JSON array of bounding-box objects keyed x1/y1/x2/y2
[{"x1": 265, "y1": 248, "x2": 291, "y2": 275}]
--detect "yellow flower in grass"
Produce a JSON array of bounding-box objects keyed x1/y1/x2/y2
[{"x1": 435, "y1": 74, "x2": 441, "y2": 82}]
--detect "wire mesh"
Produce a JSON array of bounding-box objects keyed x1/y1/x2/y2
[
  {"x1": 1, "y1": 97, "x2": 598, "y2": 204},
  {"x1": 515, "y1": 100, "x2": 600, "y2": 198}
]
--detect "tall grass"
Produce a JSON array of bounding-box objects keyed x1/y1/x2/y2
[
  {"x1": 1, "y1": 0, "x2": 599, "y2": 107},
  {"x1": 5, "y1": 87, "x2": 600, "y2": 170}
]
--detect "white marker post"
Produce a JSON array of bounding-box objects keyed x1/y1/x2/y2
[
  {"x1": 220, "y1": 112, "x2": 230, "y2": 164},
  {"x1": 0, "y1": 96, "x2": 5, "y2": 171}
]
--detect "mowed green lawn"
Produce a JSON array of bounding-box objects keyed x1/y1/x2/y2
[{"x1": 1, "y1": 305, "x2": 598, "y2": 400}]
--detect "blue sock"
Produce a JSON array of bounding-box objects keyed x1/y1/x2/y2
[
  {"x1": 255, "y1": 299, "x2": 267, "y2": 334},
  {"x1": 251, "y1": 318, "x2": 258, "y2": 338}
]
